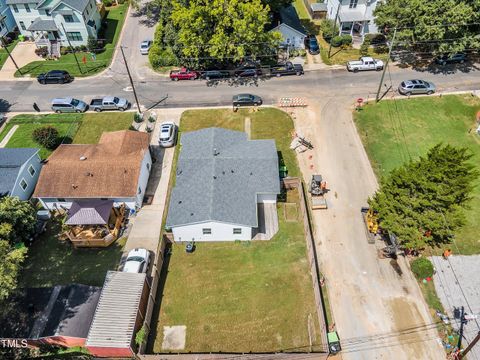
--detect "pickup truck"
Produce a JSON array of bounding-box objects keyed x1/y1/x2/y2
[
  {"x1": 347, "y1": 56, "x2": 384, "y2": 72},
  {"x1": 89, "y1": 96, "x2": 130, "y2": 112},
  {"x1": 271, "y1": 62, "x2": 304, "y2": 77},
  {"x1": 170, "y1": 68, "x2": 198, "y2": 81}
]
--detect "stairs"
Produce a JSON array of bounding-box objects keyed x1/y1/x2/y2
[{"x1": 50, "y1": 40, "x2": 60, "y2": 57}]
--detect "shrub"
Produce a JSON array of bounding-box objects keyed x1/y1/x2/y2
[
  {"x1": 102, "y1": 0, "x2": 112, "y2": 6},
  {"x1": 341, "y1": 35, "x2": 352, "y2": 46},
  {"x1": 60, "y1": 47, "x2": 69, "y2": 56},
  {"x1": 87, "y1": 36, "x2": 98, "y2": 53},
  {"x1": 374, "y1": 45, "x2": 389, "y2": 54},
  {"x1": 149, "y1": 45, "x2": 177, "y2": 68},
  {"x1": 330, "y1": 36, "x2": 343, "y2": 48},
  {"x1": 134, "y1": 113, "x2": 143, "y2": 123},
  {"x1": 79, "y1": 45, "x2": 87, "y2": 52},
  {"x1": 360, "y1": 43, "x2": 369, "y2": 56},
  {"x1": 411, "y1": 257, "x2": 434, "y2": 279},
  {"x1": 290, "y1": 48, "x2": 306, "y2": 58},
  {"x1": 364, "y1": 33, "x2": 386, "y2": 45},
  {"x1": 32, "y1": 126, "x2": 59, "y2": 149},
  {"x1": 320, "y1": 19, "x2": 336, "y2": 43},
  {"x1": 35, "y1": 47, "x2": 49, "y2": 58},
  {"x1": 148, "y1": 115, "x2": 156, "y2": 123}
]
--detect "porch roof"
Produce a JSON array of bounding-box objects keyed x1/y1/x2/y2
[
  {"x1": 66, "y1": 200, "x2": 114, "y2": 225},
  {"x1": 339, "y1": 10, "x2": 366, "y2": 23},
  {"x1": 27, "y1": 18, "x2": 58, "y2": 32}
]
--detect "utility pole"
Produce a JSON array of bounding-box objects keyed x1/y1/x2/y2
[
  {"x1": 328, "y1": 1, "x2": 341, "y2": 58},
  {"x1": 375, "y1": 27, "x2": 397, "y2": 102},
  {"x1": 0, "y1": 37, "x2": 22, "y2": 75},
  {"x1": 120, "y1": 45, "x2": 141, "y2": 113},
  {"x1": 457, "y1": 307, "x2": 466, "y2": 349},
  {"x1": 61, "y1": 23, "x2": 82, "y2": 74},
  {"x1": 459, "y1": 331, "x2": 480, "y2": 359}
]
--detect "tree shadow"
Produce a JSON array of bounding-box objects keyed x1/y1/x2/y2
[
  {"x1": 99, "y1": 18, "x2": 119, "y2": 45},
  {"x1": 0, "y1": 98, "x2": 12, "y2": 112},
  {"x1": 132, "y1": 1, "x2": 160, "y2": 27},
  {"x1": 300, "y1": 19, "x2": 320, "y2": 35},
  {"x1": 392, "y1": 52, "x2": 480, "y2": 74}
]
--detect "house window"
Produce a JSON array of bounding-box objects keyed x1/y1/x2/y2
[
  {"x1": 19, "y1": 21, "x2": 26, "y2": 30},
  {"x1": 202, "y1": 228, "x2": 212, "y2": 235},
  {"x1": 12, "y1": 4, "x2": 18, "y2": 13},
  {"x1": 233, "y1": 228, "x2": 242, "y2": 235},
  {"x1": 138, "y1": 187, "x2": 142, "y2": 194},
  {"x1": 349, "y1": 0, "x2": 358, "y2": 8},
  {"x1": 64, "y1": 15, "x2": 74, "y2": 23},
  {"x1": 90, "y1": 2, "x2": 93, "y2": 9},
  {"x1": 28, "y1": 165, "x2": 36, "y2": 177},
  {"x1": 20, "y1": 179, "x2": 27, "y2": 191},
  {"x1": 146, "y1": 163, "x2": 150, "y2": 171},
  {"x1": 25, "y1": 4, "x2": 31, "y2": 12},
  {"x1": 45, "y1": 10, "x2": 50, "y2": 16},
  {"x1": 57, "y1": 198, "x2": 66, "y2": 202},
  {"x1": 66, "y1": 32, "x2": 83, "y2": 41}
]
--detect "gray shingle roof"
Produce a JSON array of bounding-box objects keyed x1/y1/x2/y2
[
  {"x1": 5, "y1": 0, "x2": 35, "y2": 4},
  {"x1": 0, "y1": 148, "x2": 39, "y2": 196},
  {"x1": 27, "y1": 18, "x2": 58, "y2": 31},
  {"x1": 167, "y1": 128, "x2": 280, "y2": 228},
  {"x1": 279, "y1": 5, "x2": 307, "y2": 35},
  {"x1": 59, "y1": 0, "x2": 90, "y2": 13},
  {"x1": 311, "y1": 2, "x2": 327, "y2": 12}
]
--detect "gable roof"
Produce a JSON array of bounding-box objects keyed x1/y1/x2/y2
[
  {"x1": 33, "y1": 131, "x2": 150, "y2": 199},
  {"x1": 278, "y1": 5, "x2": 307, "y2": 35},
  {"x1": 50, "y1": 0, "x2": 90, "y2": 13},
  {"x1": 0, "y1": 148, "x2": 39, "y2": 196},
  {"x1": 166, "y1": 128, "x2": 280, "y2": 228},
  {"x1": 311, "y1": 2, "x2": 327, "y2": 12},
  {"x1": 27, "y1": 18, "x2": 58, "y2": 31}
]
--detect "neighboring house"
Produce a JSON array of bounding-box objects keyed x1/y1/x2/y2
[
  {"x1": 310, "y1": 2, "x2": 328, "y2": 20},
  {"x1": 166, "y1": 127, "x2": 280, "y2": 242},
  {"x1": 6, "y1": 0, "x2": 101, "y2": 55},
  {"x1": 33, "y1": 130, "x2": 152, "y2": 211},
  {"x1": 0, "y1": 0, "x2": 16, "y2": 37},
  {"x1": 0, "y1": 148, "x2": 42, "y2": 200},
  {"x1": 326, "y1": 0, "x2": 379, "y2": 38},
  {"x1": 270, "y1": 5, "x2": 307, "y2": 49},
  {"x1": 0, "y1": 284, "x2": 102, "y2": 348}
]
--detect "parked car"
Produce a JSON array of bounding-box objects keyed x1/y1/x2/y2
[
  {"x1": 51, "y1": 97, "x2": 88, "y2": 113},
  {"x1": 201, "y1": 70, "x2": 230, "y2": 80},
  {"x1": 90, "y1": 96, "x2": 130, "y2": 112},
  {"x1": 123, "y1": 248, "x2": 150, "y2": 273},
  {"x1": 232, "y1": 94, "x2": 262, "y2": 107},
  {"x1": 159, "y1": 121, "x2": 178, "y2": 147},
  {"x1": 347, "y1": 57, "x2": 384, "y2": 72},
  {"x1": 140, "y1": 40, "x2": 152, "y2": 55},
  {"x1": 235, "y1": 68, "x2": 262, "y2": 78},
  {"x1": 304, "y1": 35, "x2": 320, "y2": 55},
  {"x1": 271, "y1": 62, "x2": 304, "y2": 77},
  {"x1": 37, "y1": 70, "x2": 72, "y2": 85},
  {"x1": 398, "y1": 79, "x2": 436, "y2": 96},
  {"x1": 434, "y1": 53, "x2": 467, "y2": 65},
  {"x1": 170, "y1": 68, "x2": 198, "y2": 81}
]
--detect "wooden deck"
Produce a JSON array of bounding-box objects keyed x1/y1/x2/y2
[{"x1": 252, "y1": 203, "x2": 279, "y2": 241}]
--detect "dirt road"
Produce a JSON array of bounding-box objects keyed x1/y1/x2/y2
[{"x1": 291, "y1": 98, "x2": 445, "y2": 360}]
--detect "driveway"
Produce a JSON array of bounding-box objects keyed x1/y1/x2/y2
[
  {"x1": 0, "y1": 41, "x2": 41, "y2": 80},
  {"x1": 292, "y1": 99, "x2": 445, "y2": 359}
]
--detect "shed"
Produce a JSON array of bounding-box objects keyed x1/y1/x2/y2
[
  {"x1": 86, "y1": 271, "x2": 149, "y2": 358},
  {"x1": 311, "y1": 2, "x2": 327, "y2": 19}
]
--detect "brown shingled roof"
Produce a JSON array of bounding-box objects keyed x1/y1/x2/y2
[{"x1": 33, "y1": 130, "x2": 149, "y2": 199}]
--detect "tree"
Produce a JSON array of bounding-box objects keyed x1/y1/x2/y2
[
  {"x1": 32, "y1": 126, "x2": 59, "y2": 150},
  {"x1": 87, "y1": 36, "x2": 99, "y2": 53},
  {"x1": 262, "y1": 0, "x2": 293, "y2": 12},
  {"x1": 170, "y1": 0, "x2": 281, "y2": 66},
  {"x1": 0, "y1": 197, "x2": 36, "y2": 246},
  {"x1": 369, "y1": 144, "x2": 478, "y2": 250},
  {"x1": 411, "y1": 257, "x2": 434, "y2": 279},
  {"x1": 0, "y1": 240, "x2": 27, "y2": 301},
  {"x1": 374, "y1": 0, "x2": 480, "y2": 55}
]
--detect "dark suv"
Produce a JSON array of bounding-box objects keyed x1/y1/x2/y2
[
  {"x1": 304, "y1": 35, "x2": 320, "y2": 55},
  {"x1": 434, "y1": 53, "x2": 467, "y2": 65},
  {"x1": 37, "y1": 70, "x2": 72, "y2": 85}
]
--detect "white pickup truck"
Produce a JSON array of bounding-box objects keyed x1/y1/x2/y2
[{"x1": 347, "y1": 56, "x2": 384, "y2": 72}]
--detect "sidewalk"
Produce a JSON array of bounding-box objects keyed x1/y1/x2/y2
[{"x1": 0, "y1": 41, "x2": 40, "y2": 81}]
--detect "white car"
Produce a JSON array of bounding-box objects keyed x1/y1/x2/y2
[
  {"x1": 347, "y1": 56, "x2": 384, "y2": 72},
  {"x1": 123, "y1": 248, "x2": 150, "y2": 273},
  {"x1": 159, "y1": 121, "x2": 178, "y2": 148},
  {"x1": 140, "y1": 40, "x2": 152, "y2": 55}
]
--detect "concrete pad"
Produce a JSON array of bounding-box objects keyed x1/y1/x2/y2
[
  {"x1": 0, "y1": 42, "x2": 42, "y2": 80},
  {"x1": 162, "y1": 325, "x2": 186, "y2": 350}
]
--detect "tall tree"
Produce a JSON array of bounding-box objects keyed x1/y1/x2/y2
[
  {"x1": 369, "y1": 144, "x2": 478, "y2": 250},
  {"x1": 374, "y1": 0, "x2": 480, "y2": 55},
  {"x1": 0, "y1": 197, "x2": 36, "y2": 246},
  {"x1": 0, "y1": 239, "x2": 27, "y2": 301}
]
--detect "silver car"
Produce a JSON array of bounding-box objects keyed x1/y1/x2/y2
[
  {"x1": 398, "y1": 79, "x2": 436, "y2": 96},
  {"x1": 159, "y1": 121, "x2": 177, "y2": 147},
  {"x1": 140, "y1": 40, "x2": 152, "y2": 55},
  {"x1": 51, "y1": 97, "x2": 88, "y2": 113}
]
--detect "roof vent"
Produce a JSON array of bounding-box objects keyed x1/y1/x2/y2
[
  {"x1": 190, "y1": 212, "x2": 194, "y2": 216},
  {"x1": 85, "y1": 172, "x2": 93, "y2": 177},
  {"x1": 72, "y1": 184, "x2": 78, "y2": 189},
  {"x1": 231, "y1": 169, "x2": 234, "y2": 173},
  {"x1": 213, "y1": 176, "x2": 217, "y2": 179},
  {"x1": 178, "y1": 200, "x2": 182, "y2": 204},
  {"x1": 80, "y1": 156, "x2": 87, "y2": 161},
  {"x1": 250, "y1": 172, "x2": 253, "y2": 175},
  {"x1": 222, "y1": 171, "x2": 225, "y2": 175},
  {"x1": 213, "y1": 148, "x2": 219, "y2": 156}
]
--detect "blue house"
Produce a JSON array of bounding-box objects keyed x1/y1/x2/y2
[
  {"x1": 0, "y1": 0, "x2": 16, "y2": 37},
  {"x1": 0, "y1": 148, "x2": 42, "y2": 200}
]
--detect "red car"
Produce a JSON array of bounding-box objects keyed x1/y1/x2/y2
[{"x1": 169, "y1": 67, "x2": 198, "y2": 81}]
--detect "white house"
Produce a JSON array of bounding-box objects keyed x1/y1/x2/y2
[
  {"x1": 270, "y1": 5, "x2": 307, "y2": 49},
  {"x1": 6, "y1": 0, "x2": 101, "y2": 54},
  {"x1": 33, "y1": 130, "x2": 152, "y2": 212},
  {"x1": 0, "y1": 0, "x2": 16, "y2": 37},
  {"x1": 166, "y1": 128, "x2": 280, "y2": 242},
  {"x1": 0, "y1": 148, "x2": 42, "y2": 201},
  {"x1": 326, "y1": 0, "x2": 379, "y2": 38}
]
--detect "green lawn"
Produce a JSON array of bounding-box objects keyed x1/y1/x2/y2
[
  {"x1": 73, "y1": 112, "x2": 133, "y2": 143},
  {"x1": 355, "y1": 95, "x2": 480, "y2": 254},
  {"x1": 15, "y1": 3, "x2": 128, "y2": 77},
  {"x1": 0, "y1": 39, "x2": 19, "y2": 69},
  {"x1": 148, "y1": 108, "x2": 320, "y2": 353},
  {"x1": 20, "y1": 219, "x2": 126, "y2": 287}
]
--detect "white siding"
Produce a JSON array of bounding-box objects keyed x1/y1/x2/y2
[
  {"x1": 172, "y1": 221, "x2": 252, "y2": 242},
  {"x1": 9, "y1": 1, "x2": 43, "y2": 36},
  {"x1": 326, "y1": 0, "x2": 379, "y2": 34},
  {"x1": 135, "y1": 150, "x2": 152, "y2": 209},
  {"x1": 272, "y1": 23, "x2": 305, "y2": 49},
  {"x1": 257, "y1": 193, "x2": 277, "y2": 203},
  {"x1": 10, "y1": 152, "x2": 42, "y2": 201}
]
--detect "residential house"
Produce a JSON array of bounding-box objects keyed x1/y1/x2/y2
[
  {"x1": 0, "y1": 0, "x2": 16, "y2": 37},
  {"x1": 33, "y1": 130, "x2": 152, "y2": 212},
  {"x1": 270, "y1": 5, "x2": 307, "y2": 49},
  {"x1": 166, "y1": 127, "x2": 280, "y2": 242},
  {"x1": 0, "y1": 148, "x2": 42, "y2": 200},
  {"x1": 6, "y1": 0, "x2": 101, "y2": 55},
  {"x1": 326, "y1": 0, "x2": 379, "y2": 38}
]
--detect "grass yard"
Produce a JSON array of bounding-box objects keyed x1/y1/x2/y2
[
  {"x1": 15, "y1": 3, "x2": 128, "y2": 77},
  {"x1": 73, "y1": 112, "x2": 133, "y2": 143},
  {"x1": 0, "y1": 39, "x2": 19, "y2": 69},
  {"x1": 148, "y1": 108, "x2": 320, "y2": 353},
  {"x1": 354, "y1": 95, "x2": 480, "y2": 254},
  {"x1": 20, "y1": 219, "x2": 126, "y2": 288}
]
